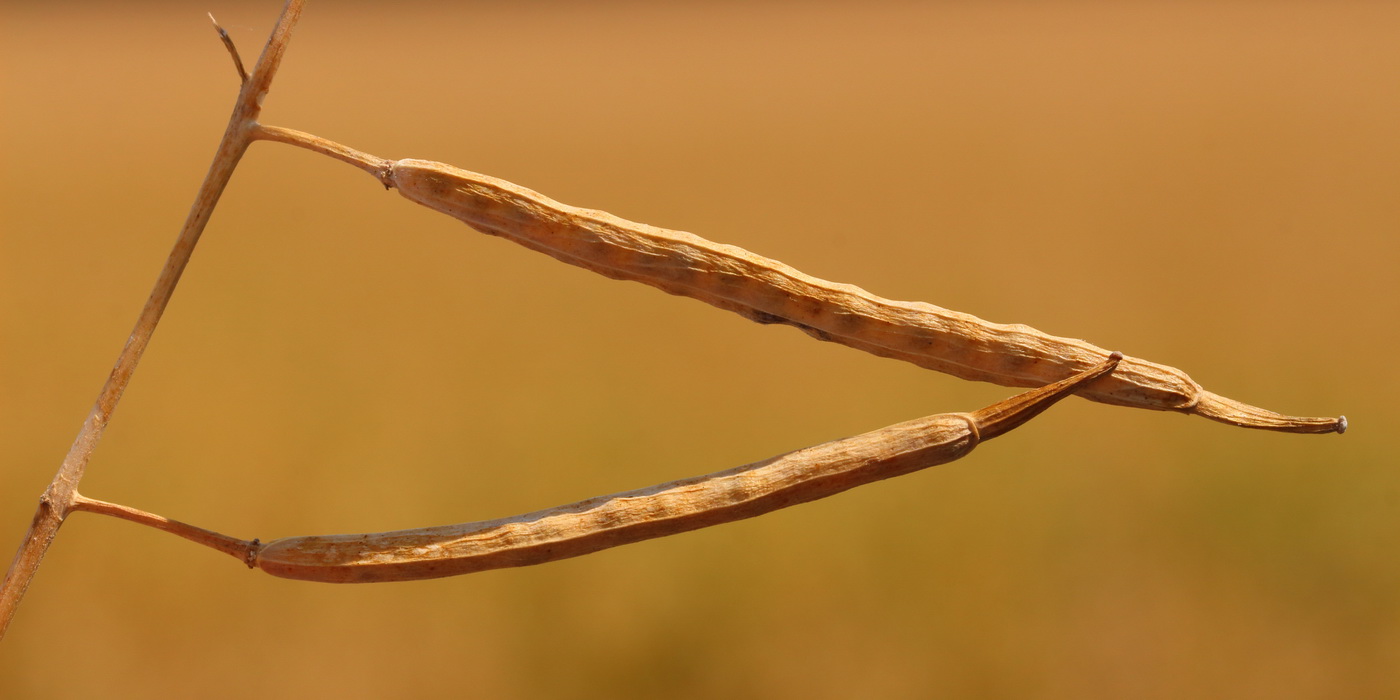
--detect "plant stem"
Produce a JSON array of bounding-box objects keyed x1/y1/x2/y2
[
  {"x1": 253, "y1": 124, "x2": 393, "y2": 183},
  {"x1": 0, "y1": 0, "x2": 307, "y2": 641},
  {"x1": 70, "y1": 495, "x2": 259, "y2": 565}
]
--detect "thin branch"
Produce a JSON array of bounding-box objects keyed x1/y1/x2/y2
[
  {"x1": 70, "y1": 495, "x2": 259, "y2": 566},
  {"x1": 0, "y1": 0, "x2": 307, "y2": 641},
  {"x1": 209, "y1": 13, "x2": 249, "y2": 85},
  {"x1": 252, "y1": 124, "x2": 393, "y2": 185}
]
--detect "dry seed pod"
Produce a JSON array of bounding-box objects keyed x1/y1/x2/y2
[
  {"x1": 385, "y1": 159, "x2": 1344, "y2": 435},
  {"x1": 254, "y1": 353, "x2": 1121, "y2": 583}
]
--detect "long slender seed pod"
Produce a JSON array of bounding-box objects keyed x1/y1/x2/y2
[
  {"x1": 254, "y1": 354, "x2": 1122, "y2": 583},
  {"x1": 383, "y1": 159, "x2": 1343, "y2": 435}
]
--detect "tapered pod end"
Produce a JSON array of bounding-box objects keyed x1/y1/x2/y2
[
  {"x1": 971, "y1": 352, "x2": 1124, "y2": 442},
  {"x1": 1193, "y1": 392, "x2": 1347, "y2": 434}
]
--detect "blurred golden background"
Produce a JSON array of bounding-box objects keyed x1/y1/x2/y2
[{"x1": 2, "y1": 1, "x2": 1396, "y2": 697}]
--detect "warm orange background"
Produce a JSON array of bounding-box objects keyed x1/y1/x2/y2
[{"x1": 2, "y1": 2, "x2": 1396, "y2": 697}]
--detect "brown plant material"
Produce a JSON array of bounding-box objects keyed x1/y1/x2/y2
[
  {"x1": 0, "y1": 0, "x2": 307, "y2": 640},
  {"x1": 243, "y1": 127, "x2": 1347, "y2": 435},
  {"x1": 60, "y1": 357, "x2": 1121, "y2": 585},
  {"x1": 253, "y1": 355, "x2": 1123, "y2": 583},
  {"x1": 2, "y1": 0, "x2": 1348, "y2": 644},
  {"x1": 69, "y1": 495, "x2": 259, "y2": 566},
  {"x1": 383, "y1": 158, "x2": 1344, "y2": 434}
]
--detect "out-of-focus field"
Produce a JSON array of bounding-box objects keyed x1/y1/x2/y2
[{"x1": 1, "y1": 1, "x2": 1396, "y2": 697}]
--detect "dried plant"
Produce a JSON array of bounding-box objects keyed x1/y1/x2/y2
[{"x1": 0, "y1": 1, "x2": 1344, "y2": 640}]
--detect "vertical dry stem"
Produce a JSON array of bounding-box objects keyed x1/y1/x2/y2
[{"x1": 0, "y1": 0, "x2": 306, "y2": 640}]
